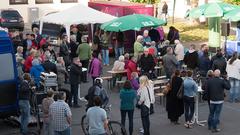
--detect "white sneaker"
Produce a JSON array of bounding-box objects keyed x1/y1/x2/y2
[{"x1": 139, "y1": 128, "x2": 144, "y2": 134}]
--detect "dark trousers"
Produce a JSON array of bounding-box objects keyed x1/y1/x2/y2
[
  {"x1": 208, "y1": 103, "x2": 223, "y2": 129},
  {"x1": 121, "y1": 110, "x2": 134, "y2": 135},
  {"x1": 80, "y1": 59, "x2": 89, "y2": 82},
  {"x1": 184, "y1": 96, "x2": 195, "y2": 122},
  {"x1": 141, "y1": 115, "x2": 150, "y2": 135},
  {"x1": 69, "y1": 84, "x2": 79, "y2": 105}
]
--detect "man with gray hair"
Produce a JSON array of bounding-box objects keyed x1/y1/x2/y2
[
  {"x1": 206, "y1": 69, "x2": 231, "y2": 133},
  {"x1": 76, "y1": 35, "x2": 91, "y2": 83},
  {"x1": 162, "y1": 47, "x2": 178, "y2": 79},
  {"x1": 42, "y1": 51, "x2": 57, "y2": 74},
  {"x1": 134, "y1": 35, "x2": 144, "y2": 57}
]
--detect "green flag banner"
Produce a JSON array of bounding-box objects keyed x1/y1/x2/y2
[{"x1": 208, "y1": 17, "x2": 221, "y2": 47}]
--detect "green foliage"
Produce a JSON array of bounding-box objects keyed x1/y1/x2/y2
[
  {"x1": 129, "y1": 0, "x2": 160, "y2": 4},
  {"x1": 224, "y1": 0, "x2": 240, "y2": 5}
]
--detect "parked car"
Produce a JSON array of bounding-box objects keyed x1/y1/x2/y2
[{"x1": 0, "y1": 9, "x2": 24, "y2": 31}]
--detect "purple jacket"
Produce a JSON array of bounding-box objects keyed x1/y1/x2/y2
[
  {"x1": 131, "y1": 79, "x2": 139, "y2": 91},
  {"x1": 89, "y1": 58, "x2": 102, "y2": 77}
]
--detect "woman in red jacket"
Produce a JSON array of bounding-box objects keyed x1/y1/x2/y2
[
  {"x1": 127, "y1": 56, "x2": 138, "y2": 80},
  {"x1": 24, "y1": 49, "x2": 36, "y2": 73}
]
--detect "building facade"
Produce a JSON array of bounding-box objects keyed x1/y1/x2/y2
[{"x1": 0, "y1": 0, "x2": 90, "y2": 23}]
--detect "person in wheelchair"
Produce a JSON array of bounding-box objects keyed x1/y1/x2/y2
[{"x1": 85, "y1": 78, "x2": 109, "y2": 111}]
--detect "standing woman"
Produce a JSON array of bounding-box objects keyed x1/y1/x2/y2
[
  {"x1": 120, "y1": 81, "x2": 136, "y2": 135},
  {"x1": 89, "y1": 52, "x2": 102, "y2": 85},
  {"x1": 138, "y1": 75, "x2": 155, "y2": 135},
  {"x1": 183, "y1": 70, "x2": 198, "y2": 128},
  {"x1": 226, "y1": 52, "x2": 240, "y2": 103},
  {"x1": 166, "y1": 70, "x2": 184, "y2": 124}
]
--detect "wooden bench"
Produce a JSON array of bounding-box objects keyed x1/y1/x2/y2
[
  {"x1": 116, "y1": 80, "x2": 125, "y2": 86},
  {"x1": 157, "y1": 76, "x2": 167, "y2": 80},
  {"x1": 101, "y1": 76, "x2": 113, "y2": 90},
  {"x1": 155, "y1": 92, "x2": 166, "y2": 106}
]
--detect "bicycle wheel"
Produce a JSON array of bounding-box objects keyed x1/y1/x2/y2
[
  {"x1": 108, "y1": 121, "x2": 127, "y2": 135},
  {"x1": 81, "y1": 115, "x2": 89, "y2": 135}
]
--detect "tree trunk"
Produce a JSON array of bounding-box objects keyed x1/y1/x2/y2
[{"x1": 172, "y1": 0, "x2": 176, "y2": 24}]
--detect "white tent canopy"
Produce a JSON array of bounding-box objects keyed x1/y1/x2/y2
[{"x1": 39, "y1": 4, "x2": 116, "y2": 40}]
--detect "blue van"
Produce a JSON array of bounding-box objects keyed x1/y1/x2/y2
[{"x1": 0, "y1": 30, "x2": 18, "y2": 117}]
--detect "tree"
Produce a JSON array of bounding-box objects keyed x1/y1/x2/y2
[{"x1": 224, "y1": 0, "x2": 240, "y2": 5}]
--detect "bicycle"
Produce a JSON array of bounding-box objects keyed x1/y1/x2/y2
[{"x1": 81, "y1": 105, "x2": 127, "y2": 135}]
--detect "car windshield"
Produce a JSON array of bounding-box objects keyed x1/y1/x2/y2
[{"x1": 2, "y1": 11, "x2": 20, "y2": 18}]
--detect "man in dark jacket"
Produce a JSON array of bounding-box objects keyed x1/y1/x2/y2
[
  {"x1": 206, "y1": 69, "x2": 231, "y2": 133},
  {"x1": 69, "y1": 57, "x2": 82, "y2": 107},
  {"x1": 42, "y1": 51, "x2": 57, "y2": 74},
  {"x1": 19, "y1": 73, "x2": 34, "y2": 135},
  {"x1": 59, "y1": 35, "x2": 71, "y2": 68},
  {"x1": 138, "y1": 48, "x2": 156, "y2": 79},
  {"x1": 85, "y1": 78, "x2": 109, "y2": 110},
  {"x1": 211, "y1": 51, "x2": 227, "y2": 75}
]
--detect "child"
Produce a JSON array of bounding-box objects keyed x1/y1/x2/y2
[{"x1": 130, "y1": 72, "x2": 139, "y2": 91}]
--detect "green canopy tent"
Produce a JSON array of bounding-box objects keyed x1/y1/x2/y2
[
  {"x1": 223, "y1": 8, "x2": 240, "y2": 22},
  {"x1": 186, "y1": 1, "x2": 238, "y2": 48},
  {"x1": 100, "y1": 14, "x2": 166, "y2": 32}
]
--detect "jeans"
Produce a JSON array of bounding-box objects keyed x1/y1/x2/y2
[
  {"x1": 54, "y1": 127, "x2": 71, "y2": 135},
  {"x1": 208, "y1": 103, "x2": 223, "y2": 129},
  {"x1": 80, "y1": 59, "x2": 89, "y2": 82},
  {"x1": 121, "y1": 110, "x2": 134, "y2": 135},
  {"x1": 69, "y1": 84, "x2": 79, "y2": 105},
  {"x1": 178, "y1": 60, "x2": 183, "y2": 69},
  {"x1": 19, "y1": 100, "x2": 30, "y2": 135},
  {"x1": 183, "y1": 96, "x2": 195, "y2": 122},
  {"x1": 102, "y1": 49, "x2": 109, "y2": 65},
  {"x1": 229, "y1": 77, "x2": 240, "y2": 102},
  {"x1": 115, "y1": 47, "x2": 124, "y2": 59},
  {"x1": 141, "y1": 115, "x2": 150, "y2": 135},
  {"x1": 43, "y1": 122, "x2": 53, "y2": 135}
]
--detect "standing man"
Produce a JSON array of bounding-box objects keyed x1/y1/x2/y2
[
  {"x1": 101, "y1": 31, "x2": 112, "y2": 66},
  {"x1": 69, "y1": 57, "x2": 82, "y2": 107},
  {"x1": 60, "y1": 35, "x2": 71, "y2": 68},
  {"x1": 161, "y1": 1, "x2": 168, "y2": 24},
  {"x1": 76, "y1": 35, "x2": 91, "y2": 83},
  {"x1": 134, "y1": 35, "x2": 144, "y2": 58},
  {"x1": 162, "y1": 47, "x2": 178, "y2": 79},
  {"x1": 49, "y1": 92, "x2": 72, "y2": 135},
  {"x1": 206, "y1": 70, "x2": 231, "y2": 133},
  {"x1": 18, "y1": 73, "x2": 33, "y2": 135}
]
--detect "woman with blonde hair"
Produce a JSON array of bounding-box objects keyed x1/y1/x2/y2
[{"x1": 137, "y1": 75, "x2": 155, "y2": 135}]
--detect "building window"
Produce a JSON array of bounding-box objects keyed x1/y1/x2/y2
[
  {"x1": 9, "y1": 0, "x2": 28, "y2": 4},
  {"x1": 61, "y1": 0, "x2": 78, "y2": 3},
  {"x1": 36, "y1": 0, "x2": 53, "y2": 4}
]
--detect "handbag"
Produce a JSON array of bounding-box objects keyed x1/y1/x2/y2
[
  {"x1": 146, "y1": 86, "x2": 154, "y2": 115},
  {"x1": 163, "y1": 79, "x2": 172, "y2": 95},
  {"x1": 177, "y1": 83, "x2": 184, "y2": 99}
]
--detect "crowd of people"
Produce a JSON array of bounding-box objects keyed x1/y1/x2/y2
[{"x1": 10, "y1": 22, "x2": 239, "y2": 135}]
